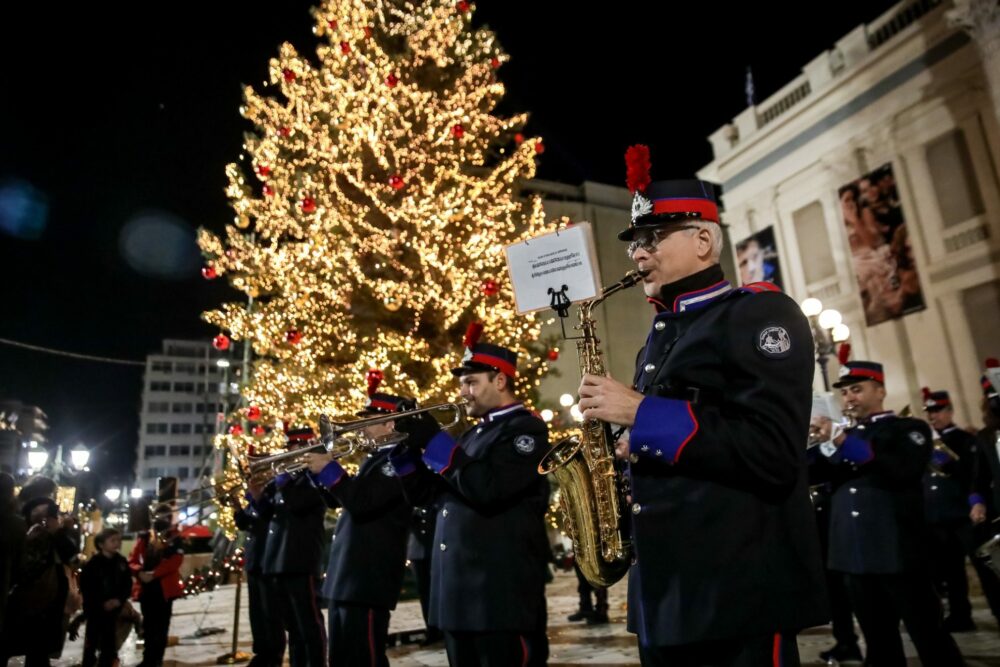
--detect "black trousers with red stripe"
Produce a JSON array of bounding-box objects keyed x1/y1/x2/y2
[
  {"x1": 327, "y1": 602, "x2": 390, "y2": 667},
  {"x1": 272, "y1": 574, "x2": 326, "y2": 667},
  {"x1": 637, "y1": 633, "x2": 800, "y2": 667},
  {"x1": 443, "y1": 630, "x2": 539, "y2": 667}
]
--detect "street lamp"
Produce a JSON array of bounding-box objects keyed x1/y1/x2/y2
[
  {"x1": 27, "y1": 446, "x2": 49, "y2": 472},
  {"x1": 104, "y1": 488, "x2": 121, "y2": 503},
  {"x1": 800, "y1": 298, "x2": 849, "y2": 391},
  {"x1": 130, "y1": 488, "x2": 143, "y2": 500},
  {"x1": 70, "y1": 444, "x2": 90, "y2": 471}
]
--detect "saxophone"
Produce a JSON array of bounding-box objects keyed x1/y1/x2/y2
[{"x1": 538, "y1": 269, "x2": 647, "y2": 587}]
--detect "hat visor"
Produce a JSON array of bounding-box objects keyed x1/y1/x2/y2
[
  {"x1": 832, "y1": 375, "x2": 881, "y2": 389},
  {"x1": 450, "y1": 361, "x2": 502, "y2": 377}
]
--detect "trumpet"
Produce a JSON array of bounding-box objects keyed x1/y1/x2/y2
[
  {"x1": 247, "y1": 399, "x2": 469, "y2": 479},
  {"x1": 808, "y1": 405, "x2": 858, "y2": 448},
  {"x1": 150, "y1": 478, "x2": 246, "y2": 521}
]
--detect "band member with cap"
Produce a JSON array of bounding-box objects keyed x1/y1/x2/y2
[
  {"x1": 576, "y1": 146, "x2": 827, "y2": 666},
  {"x1": 811, "y1": 360, "x2": 964, "y2": 665},
  {"x1": 233, "y1": 471, "x2": 286, "y2": 667},
  {"x1": 970, "y1": 359, "x2": 1000, "y2": 625},
  {"x1": 304, "y1": 372, "x2": 425, "y2": 667},
  {"x1": 260, "y1": 428, "x2": 327, "y2": 667},
  {"x1": 391, "y1": 324, "x2": 551, "y2": 666},
  {"x1": 921, "y1": 386, "x2": 980, "y2": 632}
]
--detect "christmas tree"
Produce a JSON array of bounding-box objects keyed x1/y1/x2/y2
[{"x1": 198, "y1": 0, "x2": 556, "y2": 490}]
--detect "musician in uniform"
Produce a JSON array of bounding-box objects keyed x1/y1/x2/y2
[
  {"x1": 811, "y1": 361, "x2": 963, "y2": 665},
  {"x1": 407, "y1": 498, "x2": 442, "y2": 644},
  {"x1": 234, "y1": 478, "x2": 285, "y2": 667},
  {"x1": 921, "y1": 387, "x2": 979, "y2": 631},
  {"x1": 260, "y1": 428, "x2": 327, "y2": 667},
  {"x1": 390, "y1": 325, "x2": 551, "y2": 666},
  {"x1": 970, "y1": 359, "x2": 1000, "y2": 625},
  {"x1": 304, "y1": 377, "x2": 423, "y2": 666},
  {"x1": 576, "y1": 149, "x2": 828, "y2": 666}
]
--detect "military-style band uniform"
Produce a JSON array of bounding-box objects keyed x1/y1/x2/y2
[
  {"x1": 970, "y1": 363, "x2": 1000, "y2": 623},
  {"x1": 235, "y1": 490, "x2": 286, "y2": 667},
  {"x1": 392, "y1": 335, "x2": 550, "y2": 666},
  {"x1": 810, "y1": 364, "x2": 963, "y2": 666},
  {"x1": 310, "y1": 390, "x2": 414, "y2": 667},
  {"x1": 921, "y1": 389, "x2": 979, "y2": 628},
  {"x1": 260, "y1": 432, "x2": 328, "y2": 667},
  {"x1": 407, "y1": 499, "x2": 441, "y2": 641}
]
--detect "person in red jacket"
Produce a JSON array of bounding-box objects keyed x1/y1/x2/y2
[{"x1": 128, "y1": 518, "x2": 183, "y2": 667}]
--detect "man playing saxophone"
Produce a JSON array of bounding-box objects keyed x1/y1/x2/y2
[
  {"x1": 576, "y1": 147, "x2": 827, "y2": 666},
  {"x1": 390, "y1": 325, "x2": 551, "y2": 666}
]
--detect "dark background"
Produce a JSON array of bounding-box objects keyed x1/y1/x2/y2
[{"x1": 0, "y1": 0, "x2": 899, "y2": 484}]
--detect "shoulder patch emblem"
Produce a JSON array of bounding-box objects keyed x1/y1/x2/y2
[
  {"x1": 908, "y1": 431, "x2": 927, "y2": 446},
  {"x1": 380, "y1": 461, "x2": 396, "y2": 477},
  {"x1": 513, "y1": 434, "x2": 537, "y2": 455},
  {"x1": 756, "y1": 326, "x2": 791, "y2": 358}
]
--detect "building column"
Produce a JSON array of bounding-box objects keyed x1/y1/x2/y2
[{"x1": 949, "y1": 0, "x2": 1000, "y2": 126}]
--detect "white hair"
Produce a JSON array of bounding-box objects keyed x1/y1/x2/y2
[{"x1": 684, "y1": 220, "x2": 724, "y2": 262}]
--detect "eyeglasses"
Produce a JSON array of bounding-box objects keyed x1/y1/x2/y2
[{"x1": 626, "y1": 225, "x2": 697, "y2": 258}]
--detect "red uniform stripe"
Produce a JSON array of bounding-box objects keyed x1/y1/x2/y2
[
  {"x1": 469, "y1": 352, "x2": 517, "y2": 377},
  {"x1": 368, "y1": 609, "x2": 376, "y2": 667},
  {"x1": 849, "y1": 367, "x2": 884, "y2": 384},
  {"x1": 520, "y1": 635, "x2": 529, "y2": 667},
  {"x1": 368, "y1": 399, "x2": 398, "y2": 412},
  {"x1": 651, "y1": 197, "x2": 719, "y2": 222},
  {"x1": 773, "y1": 632, "x2": 782, "y2": 667}
]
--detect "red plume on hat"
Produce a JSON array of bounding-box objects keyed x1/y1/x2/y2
[
  {"x1": 463, "y1": 321, "x2": 484, "y2": 349},
  {"x1": 987, "y1": 358, "x2": 1000, "y2": 369},
  {"x1": 921, "y1": 386, "x2": 931, "y2": 401},
  {"x1": 366, "y1": 368, "x2": 384, "y2": 396},
  {"x1": 625, "y1": 145, "x2": 651, "y2": 194},
  {"x1": 837, "y1": 343, "x2": 851, "y2": 365}
]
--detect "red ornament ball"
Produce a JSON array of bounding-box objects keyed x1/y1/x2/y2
[
  {"x1": 213, "y1": 334, "x2": 230, "y2": 351},
  {"x1": 340, "y1": 41, "x2": 351, "y2": 54},
  {"x1": 257, "y1": 164, "x2": 271, "y2": 178},
  {"x1": 364, "y1": 26, "x2": 373, "y2": 38},
  {"x1": 481, "y1": 279, "x2": 499, "y2": 296},
  {"x1": 328, "y1": 19, "x2": 338, "y2": 30},
  {"x1": 279, "y1": 126, "x2": 291, "y2": 137},
  {"x1": 252, "y1": 425, "x2": 266, "y2": 437},
  {"x1": 514, "y1": 133, "x2": 524, "y2": 144},
  {"x1": 451, "y1": 124, "x2": 465, "y2": 139},
  {"x1": 490, "y1": 57, "x2": 501, "y2": 69},
  {"x1": 262, "y1": 184, "x2": 274, "y2": 197},
  {"x1": 389, "y1": 175, "x2": 405, "y2": 190},
  {"x1": 286, "y1": 329, "x2": 303, "y2": 345},
  {"x1": 457, "y1": 1, "x2": 471, "y2": 13},
  {"x1": 247, "y1": 406, "x2": 262, "y2": 421},
  {"x1": 535, "y1": 141, "x2": 545, "y2": 154},
  {"x1": 547, "y1": 349, "x2": 559, "y2": 361},
  {"x1": 302, "y1": 197, "x2": 317, "y2": 213},
  {"x1": 201, "y1": 266, "x2": 217, "y2": 280},
  {"x1": 386, "y1": 73, "x2": 399, "y2": 88},
  {"x1": 282, "y1": 68, "x2": 295, "y2": 83},
  {"x1": 228, "y1": 424, "x2": 244, "y2": 436}
]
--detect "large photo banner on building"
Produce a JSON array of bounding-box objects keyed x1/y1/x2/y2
[
  {"x1": 838, "y1": 163, "x2": 925, "y2": 326},
  {"x1": 735, "y1": 226, "x2": 783, "y2": 289}
]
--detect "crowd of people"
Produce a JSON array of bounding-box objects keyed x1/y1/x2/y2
[{"x1": 0, "y1": 477, "x2": 183, "y2": 667}]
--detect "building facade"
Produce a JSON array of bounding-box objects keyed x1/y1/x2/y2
[
  {"x1": 698, "y1": 0, "x2": 1000, "y2": 424},
  {"x1": 134, "y1": 339, "x2": 235, "y2": 494},
  {"x1": 0, "y1": 400, "x2": 49, "y2": 476}
]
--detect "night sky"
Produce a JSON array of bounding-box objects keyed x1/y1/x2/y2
[{"x1": 0, "y1": 0, "x2": 899, "y2": 483}]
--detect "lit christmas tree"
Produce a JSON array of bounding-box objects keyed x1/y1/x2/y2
[{"x1": 197, "y1": 0, "x2": 558, "y2": 526}]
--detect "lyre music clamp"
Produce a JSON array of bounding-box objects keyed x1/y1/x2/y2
[{"x1": 549, "y1": 284, "x2": 581, "y2": 340}]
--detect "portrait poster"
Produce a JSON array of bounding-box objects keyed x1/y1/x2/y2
[{"x1": 735, "y1": 226, "x2": 782, "y2": 289}]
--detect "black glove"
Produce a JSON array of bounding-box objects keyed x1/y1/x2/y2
[{"x1": 395, "y1": 402, "x2": 442, "y2": 450}]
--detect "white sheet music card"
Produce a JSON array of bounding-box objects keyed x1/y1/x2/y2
[
  {"x1": 811, "y1": 392, "x2": 843, "y2": 421},
  {"x1": 504, "y1": 223, "x2": 603, "y2": 314}
]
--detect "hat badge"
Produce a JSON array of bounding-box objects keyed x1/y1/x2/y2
[
  {"x1": 838, "y1": 366, "x2": 850, "y2": 377},
  {"x1": 631, "y1": 193, "x2": 653, "y2": 223}
]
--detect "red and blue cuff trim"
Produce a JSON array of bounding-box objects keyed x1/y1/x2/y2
[
  {"x1": 275, "y1": 472, "x2": 294, "y2": 488},
  {"x1": 388, "y1": 445, "x2": 421, "y2": 477},
  {"x1": 629, "y1": 396, "x2": 698, "y2": 464},
  {"x1": 839, "y1": 435, "x2": 874, "y2": 464},
  {"x1": 970, "y1": 493, "x2": 986, "y2": 507},
  {"x1": 313, "y1": 460, "x2": 346, "y2": 488},
  {"x1": 423, "y1": 431, "x2": 460, "y2": 474},
  {"x1": 739, "y1": 281, "x2": 781, "y2": 294},
  {"x1": 469, "y1": 352, "x2": 517, "y2": 378}
]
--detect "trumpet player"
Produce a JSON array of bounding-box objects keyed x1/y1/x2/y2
[
  {"x1": 810, "y1": 361, "x2": 963, "y2": 665},
  {"x1": 259, "y1": 427, "x2": 327, "y2": 667},
  {"x1": 390, "y1": 325, "x2": 551, "y2": 666},
  {"x1": 233, "y1": 477, "x2": 285, "y2": 667},
  {"x1": 576, "y1": 150, "x2": 827, "y2": 666},
  {"x1": 303, "y1": 376, "x2": 425, "y2": 667},
  {"x1": 921, "y1": 387, "x2": 980, "y2": 632}
]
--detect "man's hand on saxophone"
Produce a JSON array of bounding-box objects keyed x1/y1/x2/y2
[{"x1": 577, "y1": 373, "x2": 644, "y2": 426}]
